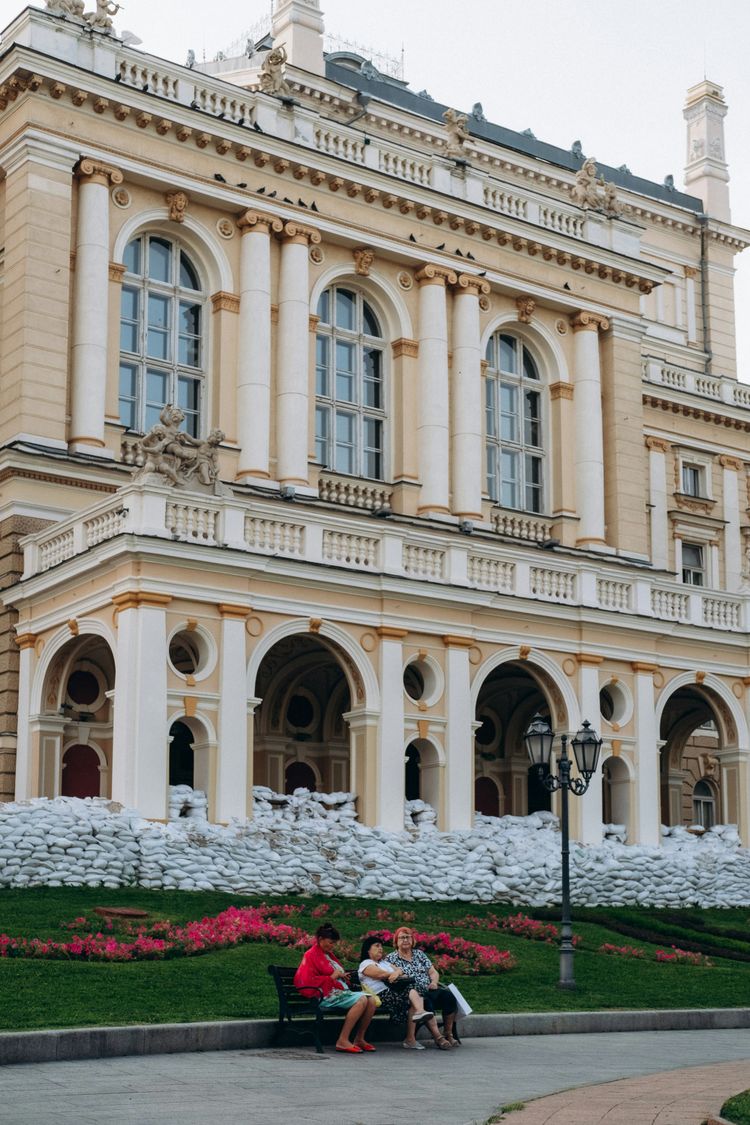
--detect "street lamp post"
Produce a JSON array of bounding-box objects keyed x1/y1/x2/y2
[{"x1": 523, "y1": 714, "x2": 602, "y2": 991}]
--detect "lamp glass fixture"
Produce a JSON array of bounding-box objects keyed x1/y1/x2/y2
[
  {"x1": 523, "y1": 713, "x2": 554, "y2": 770},
  {"x1": 571, "y1": 719, "x2": 602, "y2": 779}
]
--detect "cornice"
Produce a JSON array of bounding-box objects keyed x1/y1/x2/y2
[{"x1": 643, "y1": 392, "x2": 750, "y2": 433}]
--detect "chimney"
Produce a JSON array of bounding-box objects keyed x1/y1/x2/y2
[
  {"x1": 271, "y1": 0, "x2": 325, "y2": 77},
  {"x1": 683, "y1": 80, "x2": 730, "y2": 221}
]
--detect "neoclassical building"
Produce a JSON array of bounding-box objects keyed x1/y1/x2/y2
[{"x1": 0, "y1": 1, "x2": 749, "y2": 845}]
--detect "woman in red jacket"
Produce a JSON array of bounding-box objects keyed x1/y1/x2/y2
[{"x1": 294, "y1": 922, "x2": 377, "y2": 1053}]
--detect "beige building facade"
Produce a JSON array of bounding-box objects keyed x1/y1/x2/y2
[{"x1": 1, "y1": 2, "x2": 749, "y2": 845}]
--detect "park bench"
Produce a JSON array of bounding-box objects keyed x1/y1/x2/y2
[{"x1": 267, "y1": 965, "x2": 461, "y2": 1052}]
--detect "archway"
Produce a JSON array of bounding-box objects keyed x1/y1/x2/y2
[
  {"x1": 474, "y1": 659, "x2": 560, "y2": 816},
  {"x1": 475, "y1": 775, "x2": 501, "y2": 817},
  {"x1": 36, "y1": 634, "x2": 115, "y2": 799},
  {"x1": 169, "y1": 720, "x2": 194, "y2": 787},
  {"x1": 253, "y1": 634, "x2": 352, "y2": 795},
  {"x1": 602, "y1": 755, "x2": 630, "y2": 831},
  {"x1": 404, "y1": 739, "x2": 441, "y2": 812},
  {"x1": 659, "y1": 685, "x2": 724, "y2": 828}
]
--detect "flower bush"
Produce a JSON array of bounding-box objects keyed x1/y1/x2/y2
[
  {"x1": 0, "y1": 905, "x2": 516, "y2": 972},
  {"x1": 598, "y1": 943, "x2": 647, "y2": 959},
  {"x1": 655, "y1": 946, "x2": 712, "y2": 967}
]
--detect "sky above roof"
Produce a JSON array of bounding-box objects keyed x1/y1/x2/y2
[{"x1": 90, "y1": 0, "x2": 750, "y2": 379}]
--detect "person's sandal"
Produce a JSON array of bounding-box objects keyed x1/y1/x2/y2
[
  {"x1": 403, "y1": 1040, "x2": 425, "y2": 1050},
  {"x1": 446, "y1": 1036, "x2": 461, "y2": 1047},
  {"x1": 435, "y1": 1036, "x2": 452, "y2": 1050}
]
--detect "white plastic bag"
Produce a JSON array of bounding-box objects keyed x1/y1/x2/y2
[{"x1": 447, "y1": 982, "x2": 472, "y2": 1017}]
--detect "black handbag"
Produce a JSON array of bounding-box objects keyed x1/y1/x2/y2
[{"x1": 388, "y1": 976, "x2": 413, "y2": 992}]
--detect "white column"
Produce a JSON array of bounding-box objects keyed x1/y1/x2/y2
[
  {"x1": 444, "y1": 637, "x2": 474, "y2": 830},
  {"x1": 111, "y1": 594, "x2": 169, "y2": 818},
  {"x1": 416, "y1": 265, "x2": 456, "y2": 515},
  {"x1": 236, "y1": 212, "x2": 282, "y2": 480},
  {"x1": 451, "y1": 275, "x2": 488, "y2": 519},
  {"x1": 720, "y1": 455, "x2": 743, "y2": 592},
  {"x1": 377, "y1": 628, "x2": 407, "y2": 831},
  {"x1": 216, "y1": 607, "x2": 249, "y2": 822},
  {"x1": 69, "y1": 158, "x2": 122, "y2": 454},
  {"x1": 571, "y1": 311, "x2": 609, "y2": 547},
  {"x1": 276, "y1": 222, "x2": 320, "y2": 486},
  {"x1": 632, "y1": 662, "x2": 661, "y2": 846},
  {"x1": 13, "y1": 634, "x2": 36, "y2": 799},
  {"x1": 577, "y1": 657, "x2": 603, "y2": 845},
  {"x1": 646, "y1": 437, "x2": 670, "y2": 570}
]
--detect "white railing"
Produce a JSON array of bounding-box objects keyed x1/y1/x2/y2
[
  {"x1": 597, "y1": 577, "x2": 633, "y2": 612},
  {"x1": 467, "y1": 555, "x2": 514, "y2": 592},
  {"x1": 483, "y1": 186, "x2": 527, "y2": 219},
  {"x1": 323, "y1": 530, "x2": 379, "y2": 568},
  {"x1": 529, "y1": 566, "x2": 576, "y2": 602},
  {"x1": 702, "y1": 596, "x2": 742, "y2": 631},
  {"x1": 84, "y1": 509, "x2": 128, "y2": 547},
  {"x1": 38, "y1": 529, "x2": 76, "y2": 573},
  {"x1": 378, "y1": 150, "x2": 431, "y2": 186},
  {"x1": 318, "y1": 475, "x2": 392, "y2": 512},
  {"x1": 314, "y1": 127, "x2": 366, "y2": 163},
  {"x1": 538, "y1": 206, "x2": 585, "y2": 238},
  {"x1": 167, "y1": 501, "x2": 218, "y2": 543},
  {"x1": 651, "y1": 587, "x2": 689, "y2": 621},
  {"x1": 643, "y1": 360, "x2": 750, "y2": 412},
  {"x1": 245, "y1": 515, "x2": 304, "y2": 556},
  {"x1": 492, "y1": 509, "x2": 553, "y2": 543},
  {"x1": 403, "y1": 544, "x2": 446, "y2": 580}
]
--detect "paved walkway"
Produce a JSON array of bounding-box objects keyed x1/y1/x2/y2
[{"x1": 2, "y1": 1029, "x2": 750, "y2": 1124}]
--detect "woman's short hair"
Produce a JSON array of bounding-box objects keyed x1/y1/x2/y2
[
  {"x1": 359, "y1": 934, "x2": 383, "y2": 962},
  {"x1": 392, "y1": 925, "x2": 414, "y2": 947},
  {"x1": 315, "y1": 922, "x2": 340, "y2": 941}
]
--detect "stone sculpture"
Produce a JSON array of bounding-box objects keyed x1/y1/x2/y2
[
  {"x1": 258, "y1": 45, "x2": 291, "y2": 96},
  {"x1": 131, "y1": 405, "x2": 231, "y2": 496},
  {"x1": 443, "y1": 108, "x2": 469, "y2": 157},
  {"x1": 570, "y1": 158, "x2": 628, "y2": 217},
  {"x1": 45, "y1": 0, "x2": 119, "y2": 32}
]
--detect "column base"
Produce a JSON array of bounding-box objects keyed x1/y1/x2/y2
[{"x1": 68, "y1": 439, "x2": 116, "y2": 459}]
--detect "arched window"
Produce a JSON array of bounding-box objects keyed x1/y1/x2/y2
[
  {"x1": 315, "y1": 286, "x2": 385, "y2": 479},
  {"x1": 693, "y1": 779, "x2": 715, "y2": 828},
  {"x1": 119, "y1": 235, "x2": 205, "y2": 437},
  {"x1": 484, "y1": 331, "x2": 545, "y2": 512}
]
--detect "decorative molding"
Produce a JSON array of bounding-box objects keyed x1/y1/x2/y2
[
  {"x1": 516, "y1": 296, "x2": 535, "y2": 323},
  {"x1": 108, "y1": 262, "x2": 126, "y2": 283},
  {"x1": 165, "y1": 190, "x2": 188, "y2": 224},
  {"x1": 576, "y1": 653, "x2": 604, "y2": 665},
  {"x1": 646, "y1": 436, "x2": 671, "y2": 453},
  {"x1": 376, "y1": 626, "x2": 409, "y2": 639},
  {"x1": 309, "y1": 314, "x2": 321, "y2": 333},
  {"x1": 719, "y1": 455, "x2": 744, "y2": 471},
  {"x1": 309, "y1": 617, "x2": 323, "y2": 633},
  {"x1": 415, "y1": 264, "x2": 457, "y2": 287},
  {"x1": 452, "y1": 273, "x2": 491, "y2": 296},
  {"x1": 442, "y1": 635, "x2": 475, "y2": 648},
  {"x1": 518, "y1": 645, "x2": 531, "y2": 661},
  {"x1": 112, "y1": 592, "x2": 172, "y2": 613},
  {"x1": 76, "y1": 157, "x2": 123, "y2": 186},
  {"x1": 353, "y1": 247, "x2": 375, "y2": 276},
  {"x1": 279, "y1": 222, "x2": 321, "y2": 245},
  {"x1": 15, "y1": 632, "x2": 37, "y2": 650},
  {"x1": 217, "y1": 603, "x2": 249, "y2": 619},
  {"x1": 398, "y1": 270, "x2": 414, "y2": 291},
  {"x1": 549, "y1": 381, "x2": 574, "y2": 401},
  {"x1": 211, "y1": 291, "x2": 240, "y2": 314},
  {"x1": 631, "y1": 661, "x2": 659, "y2": 674},
  {"x1": 571, "y1": 310, "x2": 610, "y2": 333},
  {"x1": 216, "y1": 218, "x2": 235, "y2": 239},
  {"x1": 238, "y1": 210, "x2": 284, "y2": 235},
  {"x1": 111, "y1": 186, "x2": 130, "y2": 209},
  {"x1": 392, "y1": 337, "x2": 419, "y2": 359}
]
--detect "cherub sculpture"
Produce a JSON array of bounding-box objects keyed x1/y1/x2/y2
[
  {"x1": 443, "y1": 108, "x2": 469, "y2": 157},
  {"x1": 259, "y1": 46, "x2": 291, "y2": 96}
]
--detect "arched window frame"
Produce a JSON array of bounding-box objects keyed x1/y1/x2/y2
[
  {"x1": 692, "y1": 778, "x2": 716, "y2": 828},
  {"x1": 314, "y1": 285, "x2": 386, "y2": 481},
  {"x1": 484, "y1": 330, "x2": 547, "y2": 513},
  {"x1": 119, "y1": 233, "x2": 207, "y2": 437}
]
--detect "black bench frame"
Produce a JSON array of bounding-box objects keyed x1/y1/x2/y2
[{"x1": 267, "y1": 964, "x2": 393, "y2": 1053}]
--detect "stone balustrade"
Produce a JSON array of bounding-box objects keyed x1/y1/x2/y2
[
  {"x1": 20, "y1": 483, "x2": 748, "y2": 633},
  {"x1": 643, "y1": 358, "x2": 750, "y2": 409}
]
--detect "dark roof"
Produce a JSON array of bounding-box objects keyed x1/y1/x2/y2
[{"x1": 325, "y1": 58, "x2": 703, "y2": 215}]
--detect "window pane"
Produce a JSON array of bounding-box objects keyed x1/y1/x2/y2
[
  {"x1": 334, "y1": 411, "x2": 355, "y2": 474},
  {"x1": 118, "y1": 363, "x2": 137, "y2": 429},
  {"x1": 682, "y1": 465, "x2": 701, "y2": 496},
  {"x1": 362, "y1": 301, "x2": 381, "y2": 338},
  {"x1": 148, "y1": 237, "x2": 172, "y2": 283},
  {"x1": 363, "y1": 417, "x2": 382, "y2": 480},
  {"x1": 500, "y1": 383, "x2": 518, "y2": 442},
  {"x1": 147, "y1": 294, "x2": 171, "y2": 360},
  {"x1": 179, "y1": 251, "x2": 200, "y2": 291},
  {"x1": 525, "y1": 454, "x2": 543, "y2": 512},
  {"x1": 335, "y1": 288, "x2": 356, "y2": 331},
  {"x1": 178, "y1": 376, "x2": 200, "y2": 436},
  {"x1": 315, "y1": 405, "x2": 329, "y2": 465},
  {"x1": 683, "y1": 544, "x2": 703, "y2": 568},
  {"x1": 499, "y1": 335, "x2": 516, "y2": 373},
  {"x1": 485, "y1": 337, "x2": 495, "y2": 366},
  {"x1": 524, "y1": 390, "x2": 541, "y2": 446},
  {"x1": 486, "y1": 443, "x2": 498, "y2": 501},
  {"x1": 145, "y1": 368, "x2": 169, "y2": 430},
  {"x1": 363, "y1": 349, "x2": 382, "y2": 407},
  {"x1": 120, "y1": 287, "x2": 140, "y2": 353},
  {"x1": 522, "y1": 348, "x2": 539, "y2": 380},
  {"x1": 317, "y1": 289, "x2": 330, "y2": 324},
  {"x1": 485, "y1": 378, "x2": 497, "y2": 438},
  {"x1": 335, "y1": 341, "x2": 355, "y2": 402},
  {"x1": 316, "y1": 335, "x2": 329, "y2": 397},
  {"x1": 501, "y1": 449, "x2": 519, "y2": 509},
  {"x1": 123, "y1": 238, "x2": 141, "y2": 276},
  {"x1": 178, "y1": 302, "x2": 201, "y2": 367}
]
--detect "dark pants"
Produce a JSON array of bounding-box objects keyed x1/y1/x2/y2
[{"x1": 423, "y1": 985, "x2": 458, "y2": 1019}]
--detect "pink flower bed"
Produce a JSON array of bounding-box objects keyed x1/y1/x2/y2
[
  {"x1": 599, "y1": 942, "x2": 712, "y2": 967},
  {"x1": 0, "y1": 905, "x2": 516, "y2": 971}
]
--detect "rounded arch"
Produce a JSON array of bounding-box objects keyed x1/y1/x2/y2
[
  {"x1": 112, "y1": 209, "x2": 234, "y2": 294},
  {"x1": 655, "y1": 672, "x2": 747, "y2": 750},
  {"x1": 31, "y1": 620, "x2": 117, "y2": 716},
  {"x1": 247, "y1": 619, "x2": 380, "y2": 711},
  {"x1": 61, "y1": 739, "x2": 107, "y2": 799},
  {"x1": 480, "y1": 314, "x2": 571, "y2": 385},
  {"x1": 471, "y1": 647, "x2": 579, "y2": 731},
  {"x1": 285, "y1": 758, "x2": 320, "y2": 794},
  {"x1": 166, "y1": 709, "x2": 217, "y2": 747},
  {"x1": 310, "y1": 266, "x2": 414, "y2": 343}
]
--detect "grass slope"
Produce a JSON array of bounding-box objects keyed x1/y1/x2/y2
[{"x1": 1, "y1": 887, "x2": 749, "y2": 1031}]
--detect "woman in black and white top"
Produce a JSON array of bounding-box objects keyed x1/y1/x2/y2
[
  {"x1": 386, "y1": 926, "x2": 458, "y2": 1047},
  {"x1": 358, "y1": 936, "x2": 450, "y2": 1050}
]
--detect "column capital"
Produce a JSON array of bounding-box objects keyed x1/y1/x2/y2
[
  {"x1": 211, "y1": 291, "x2": 240, "y2": 314},
  {"x1": 646, "y1": 436, "x2": 671, "y2": 453},
  {"x1": 442, "y1": 634, "x2": 474, "y2": 648},
  {"x1": 719, "y1": 454, "x2": 744, "y2": 471},
  {"x1": 109, "y1": 261, "x2": 126, "y2": 283},
  {"x1": 416, "y1": 263, "x2": 457, "y2": 287},
  {"x1": 377, "y1": 626, "x2": 409, "y2": 639},
  {"x1": 278, "y1": 221, "x2": 321, "y2": 245},
  {"x1": 631, "y1": 661, "x2": 659, "y2": 674},
  {"x1": 453, "y1": 273, "x2": 491, "y2": 296},
  {"x1": 217, "y1": 603, "x2": 250, "y2": 619},
  {"x1": 75, "y1": 157, "x2": 123, "y2": 187},
  {"x1": 576, "y1": 653, "x2": 604, "y2": 665},
  {"x1": 238, "y1": 210, "x2": 284, "y2": 235},
  {"x1": 571, "y1": 310, "x2": 610, "y2": 333},
  {"x1": 549, "y1": 381, "x2": 574, "y2": 401},
  {"x1": 14, "y1": 632, "x2": 37, "y2": 650},
  {"x1": 112, "y1": 591, "x2": 172, "y2": 612},
  {"x1": 392, "y1": 337, "x2": 419, "y2": 358}
]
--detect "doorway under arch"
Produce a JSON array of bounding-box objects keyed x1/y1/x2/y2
[
  {"x1": 169, "y1": 720, "x2": 195, "y2": 787},
  {"x1": 404, "y1": 739, "x2": 441, "y2": 814},
  {"x1": 602, "y1": 755, "x2": 630, "y2": 831},
  {"x1": 285, "y1": 760, "x2": 317, "y2": 793},
  {"x1": 61, "y1": 744, "x2": 102, "y2": 798},
  {"x1": 659, "y1": 686, "x2": 724, "y2": 828},
  {"x1": 475, "y1": 775, "x2": 501, "y2": 817}
]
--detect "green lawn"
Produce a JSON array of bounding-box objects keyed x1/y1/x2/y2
[
  {"x1": 722, "y1": 1090, "x2": 750, "y2": 1125},
  {"x1": 1, "y1": 887, "x2": 749, "y2": 1031}
]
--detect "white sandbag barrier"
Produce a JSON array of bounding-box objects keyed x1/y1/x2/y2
[{"x1": 0, "y1": 789, "x2": 749, "y2": 906}]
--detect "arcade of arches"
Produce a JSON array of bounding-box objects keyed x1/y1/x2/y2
[{"x1": 24, "y1": 628, "x2": 744, "y2": 845}]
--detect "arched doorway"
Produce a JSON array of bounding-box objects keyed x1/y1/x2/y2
[
  {"x1": 602, "y1": 755, "x2": 630, "y2": 831},
  {"x1": 254, "y1": 635, "x2": 352, "y2": 795},
  {"x1": 37, "y1": 634, "x2": 115, "y2": 799},
  {"x1": 169, "y1": 720, "x2": 194, "y2": 787},
  {"x1": 474, "y1": 660, "x2": 556, "y2": 816},
  {"x1": 475, "y1": 775, "x2": 500, "y2": 817},
  {"x1": 404, "y1": 739, "x2": 441, "y2": 812},
  {"x1": 659, "y1": 686, "x2": 724, "y2": 828},
  {"x1": 61, "y1": 744, "x2": 102, "y2": 798}
]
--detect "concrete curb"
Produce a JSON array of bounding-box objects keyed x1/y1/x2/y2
[{"x1": 2, "y1": 1008, "x2": 750, "y2": 1066}]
